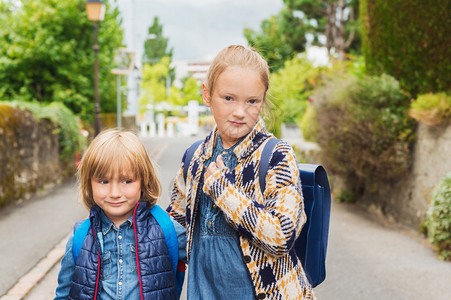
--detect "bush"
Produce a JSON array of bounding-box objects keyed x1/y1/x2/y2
[
  {"x1": 409, "y1": 92, "x2": 451, "y2": 126},
  {"x1": 425, "y1": 172, "x2": 451, "y2": 261},
  {"x1": 5, "y1": 101, "x2": 85, "y2": 162},
  {"x1": 313, "y1": 73, "x2": 415, "y2": 193},
  {"x1": 299, "y1": 102, "x2": 318, "y2": 142}
]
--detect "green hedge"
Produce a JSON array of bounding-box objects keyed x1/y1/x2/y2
[
  {"x1": 425, "y1": 172, "x2": 451, "y2": 261},
  {"x1": 360, "y1": 0, "x2": 451, "y2": 96}
]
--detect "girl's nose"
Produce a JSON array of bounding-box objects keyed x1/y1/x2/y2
[{"x1": 232, "y1": 102, "x2": 246, "y2": 118}]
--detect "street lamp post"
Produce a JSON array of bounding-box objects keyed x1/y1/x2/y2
[{"x1": 86, "y1": 0, "x2": 105, "y2": 136}]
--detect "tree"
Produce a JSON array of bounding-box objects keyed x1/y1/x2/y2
[
  {"x1": 284, "y1": 0, "x2": 360, "y2": 60},
  {"x1": 0, "y1": 0, "x2": 123, "y2": 122},
  {"x1": 143, "y1": 17, "x2": 173, "y2": 64},
  {"x1": 139, "y1": 56, "x2": 171, "y2": 113},
  {"x1": 266, "y1": 55, "x2": 322, "y2": 136},
  {"x1": 244, "y1": 9, "x2": 308, "y2": 71},
  {"x1": 181, "y1": 76, "x2": 202, "y2": 105}
]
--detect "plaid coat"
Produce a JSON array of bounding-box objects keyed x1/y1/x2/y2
[{"x1": 168, "y1": 119, "x2": 315, "y2": 300}]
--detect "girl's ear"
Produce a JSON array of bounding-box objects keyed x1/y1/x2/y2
[{"x1": 202, "y1": 83, "x2": 211, "y2": 107}]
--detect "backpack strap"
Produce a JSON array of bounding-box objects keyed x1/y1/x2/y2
[
  {"x1": 259, "y1": 137, "x2": 280, "y2": 194},
  {"x1": 183, "y1": 139, "x2": 203, "y2": 183},
  {"x1": 72, "y1": 218, "x2": 91, "y2": 263},
  {"x1": 150, "y1": 204, "x2": 178, "y2": 276}
]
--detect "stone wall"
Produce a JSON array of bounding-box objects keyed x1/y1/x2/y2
[
  {"x1": 360, "y1": 123, "x2": 451, "y2": 229},
  {"x1": 0, "y1": 105, "x2": 63, "y2": 208}
]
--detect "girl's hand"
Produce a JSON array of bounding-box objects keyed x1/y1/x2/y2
[{"x1": 204, "y1": 155, "x2": 226, "y2": 181}]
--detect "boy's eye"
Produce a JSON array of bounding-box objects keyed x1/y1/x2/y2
[
  {"x1": 249, "y1": 99, "x2": 257, "y2": 104},
  {"x1": 224, "y1": 96, "x2": 232, "y2": 101}
]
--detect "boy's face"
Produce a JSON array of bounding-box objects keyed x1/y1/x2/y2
[
  {"x1": 91, "y1": 170, "x2": 141, "y2": 227},
  {"x1": 203, "y1": 66, "x2": 265, "y2": 149}
]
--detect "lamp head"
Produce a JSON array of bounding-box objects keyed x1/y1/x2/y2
[{"x1": 86, "y1": 0, "x2": 105, "y2": 22}]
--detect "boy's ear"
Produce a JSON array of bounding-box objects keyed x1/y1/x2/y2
[{"x1": 202, "y1": 83, "x2": 211, "y2": 107}]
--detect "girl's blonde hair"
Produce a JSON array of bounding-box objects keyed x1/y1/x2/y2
[
  {"x1": 77, "y1": 129, "x2": 161, "y2": 209},
  {"x1": 205, "y1": 45, "x2": 269, "y2": 97}
]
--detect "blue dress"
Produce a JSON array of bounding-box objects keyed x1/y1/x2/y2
[{"x1": 187, "y1": 135, "x2": 254, "y2": 299}]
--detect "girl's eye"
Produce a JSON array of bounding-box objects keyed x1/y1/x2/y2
[
  {"x1": 99, "y1": 180, "x2": 109, "y2": 184},
  {"x1": 123, "y1": 179, "x2": 133, "y2": 184}
]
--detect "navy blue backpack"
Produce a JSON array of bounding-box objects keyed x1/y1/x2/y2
[{"x1": 183, "y1": 138, "x2": 331, "y2": 287}]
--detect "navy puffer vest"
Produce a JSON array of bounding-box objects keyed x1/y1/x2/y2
[{"x1": 68, "y1": 202, "x2": 177, "y2": 300}]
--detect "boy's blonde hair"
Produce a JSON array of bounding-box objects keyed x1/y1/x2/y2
[
  {"x1": 205, "y1": 45, "x2": 269, "y2": 97},
  {"x1": 77, "y1": 129, "x2": 161, "y2": 209}
]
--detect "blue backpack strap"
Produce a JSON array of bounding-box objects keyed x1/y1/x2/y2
[
  {"x1": 183, "y1": 139, "x2": 203, "y2": 183},
  {"x1": 150, "y1": 204, "x2": 184, "y2": 299},
  {"x1": 72, "y1": 218, "x2": 91, "y2": 263},
  {"x1": 259, "y1": 137, "x2": 280, "y2": 194},
  {"x1": 150, "y1": 204, "x2": 178, "y2": 275}
]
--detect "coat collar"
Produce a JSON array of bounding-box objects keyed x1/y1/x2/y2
[{"x1": 199, "y1": 118, "x2": 272, "y2": 161}]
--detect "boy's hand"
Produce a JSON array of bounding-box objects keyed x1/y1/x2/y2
[{"x1": 204, "y1": 155, "x2": 226, "y2": 180}]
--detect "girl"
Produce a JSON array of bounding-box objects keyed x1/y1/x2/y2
[
  {"x1": 168, "y1": 45, "x2": 314, "y2": 299},
  {"x1": 55, "y1": 129, "x2": 186, "y2": 300}
]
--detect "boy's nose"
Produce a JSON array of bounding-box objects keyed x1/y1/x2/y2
[{"x1": 110, "y1": 182, "x2": 122, "y2": 198}]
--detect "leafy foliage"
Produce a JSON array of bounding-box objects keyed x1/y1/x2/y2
[
  {"x1": 266, "y1": 55, "x2": 322, "y2": 137},
  {"x1": 0, "y1": 0, "x2": 124, "y2": 121},
  {"x1": 244, "y1": 9, "x2": 307, "y2": 72},
  {"x1": 139, "y1": 57, "x2": 201, "y2": 111},
  {"x1": 360, "y1": 0, "x2": 451, "y2": 96},
  {"x1": 313, "y1": 73, "x2": 415, "y2": 194},
  {"x1": 409, "y1": 92, "x2": 451, "y2": 126},
  {"x1": 425, "y1": 172, "x2": 451, "y2": 261},
  {"x1": 285, "y1": 0, "x2": 361, "y2": 59},
  {"x1": 3, "y1": 100, "x2": 86, "y2": 162}
]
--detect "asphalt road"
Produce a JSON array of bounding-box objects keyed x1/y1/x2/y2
[{"x1": 1, "y1": 134, "x2": 450, "y2": 300}]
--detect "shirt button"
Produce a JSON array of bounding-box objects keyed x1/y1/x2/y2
[
  {"x1": 118, "y1": 282, "x2": 123, "y2": 286},
  {"x1": 243, "y1": 255, "x2": 251, "y2": 263},
  {"x1": 118, "y1": 235, "x2": 122, "y2": 240},
  {"x1": 257, "y1": 292, "x2": 266, "y2": 299},
  {"x1": 119, "y1": 259, "x2": 123, "y2": 264},
  {"x1": 208, "y1": 221, "x2": 212, "y2": 226},
  {"x1": 222, "y1": 151, "x2": 227, "y2": 155},
  {"x1": 212, "y1": 204, "x2": 217, "y2": 209}
]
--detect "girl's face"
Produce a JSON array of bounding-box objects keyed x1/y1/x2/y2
[
  {"x1": 91, "y1": 170, "x2": 141, "y2": 227},
  {"x1": 203, "y1": 66, "x2": 265, "y2": 148}
]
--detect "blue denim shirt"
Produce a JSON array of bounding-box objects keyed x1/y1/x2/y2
[
  {"x1": 188, "y1": 136, "x2": 254, "y2": 299},
  {"x1": 55, "y1": 209, "x2": 186, "y2": 300}
]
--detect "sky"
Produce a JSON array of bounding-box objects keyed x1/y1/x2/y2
[{"x1": 116, "y1": 0, "x2": 284, "y2": 63}]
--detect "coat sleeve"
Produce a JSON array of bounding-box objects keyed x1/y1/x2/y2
[
  {"x1": 54, "y1": 234, "x2": 75, "y2": 300},
  {"x1": 203, "y1": 141, "x2": 306, "y2": 257},
  {"x1": 167, "y1": 152, "x2": 188, "y2": 227}
]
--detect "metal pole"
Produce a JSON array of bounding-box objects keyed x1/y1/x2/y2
[
  {"x1": 93, "y1": 22, "x2": 101, "y2": 136},
  {"x1": 116, "y1": 74, "x2": 122, "y2": 130}
]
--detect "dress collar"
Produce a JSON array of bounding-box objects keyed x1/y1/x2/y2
[{"x1": 200, "y1": 118, "x2": 272, "y2": 161}]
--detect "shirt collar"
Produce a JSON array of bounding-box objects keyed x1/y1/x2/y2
[{"x1": 100, "y1": 210, "x2": 134, "y2": 235}]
